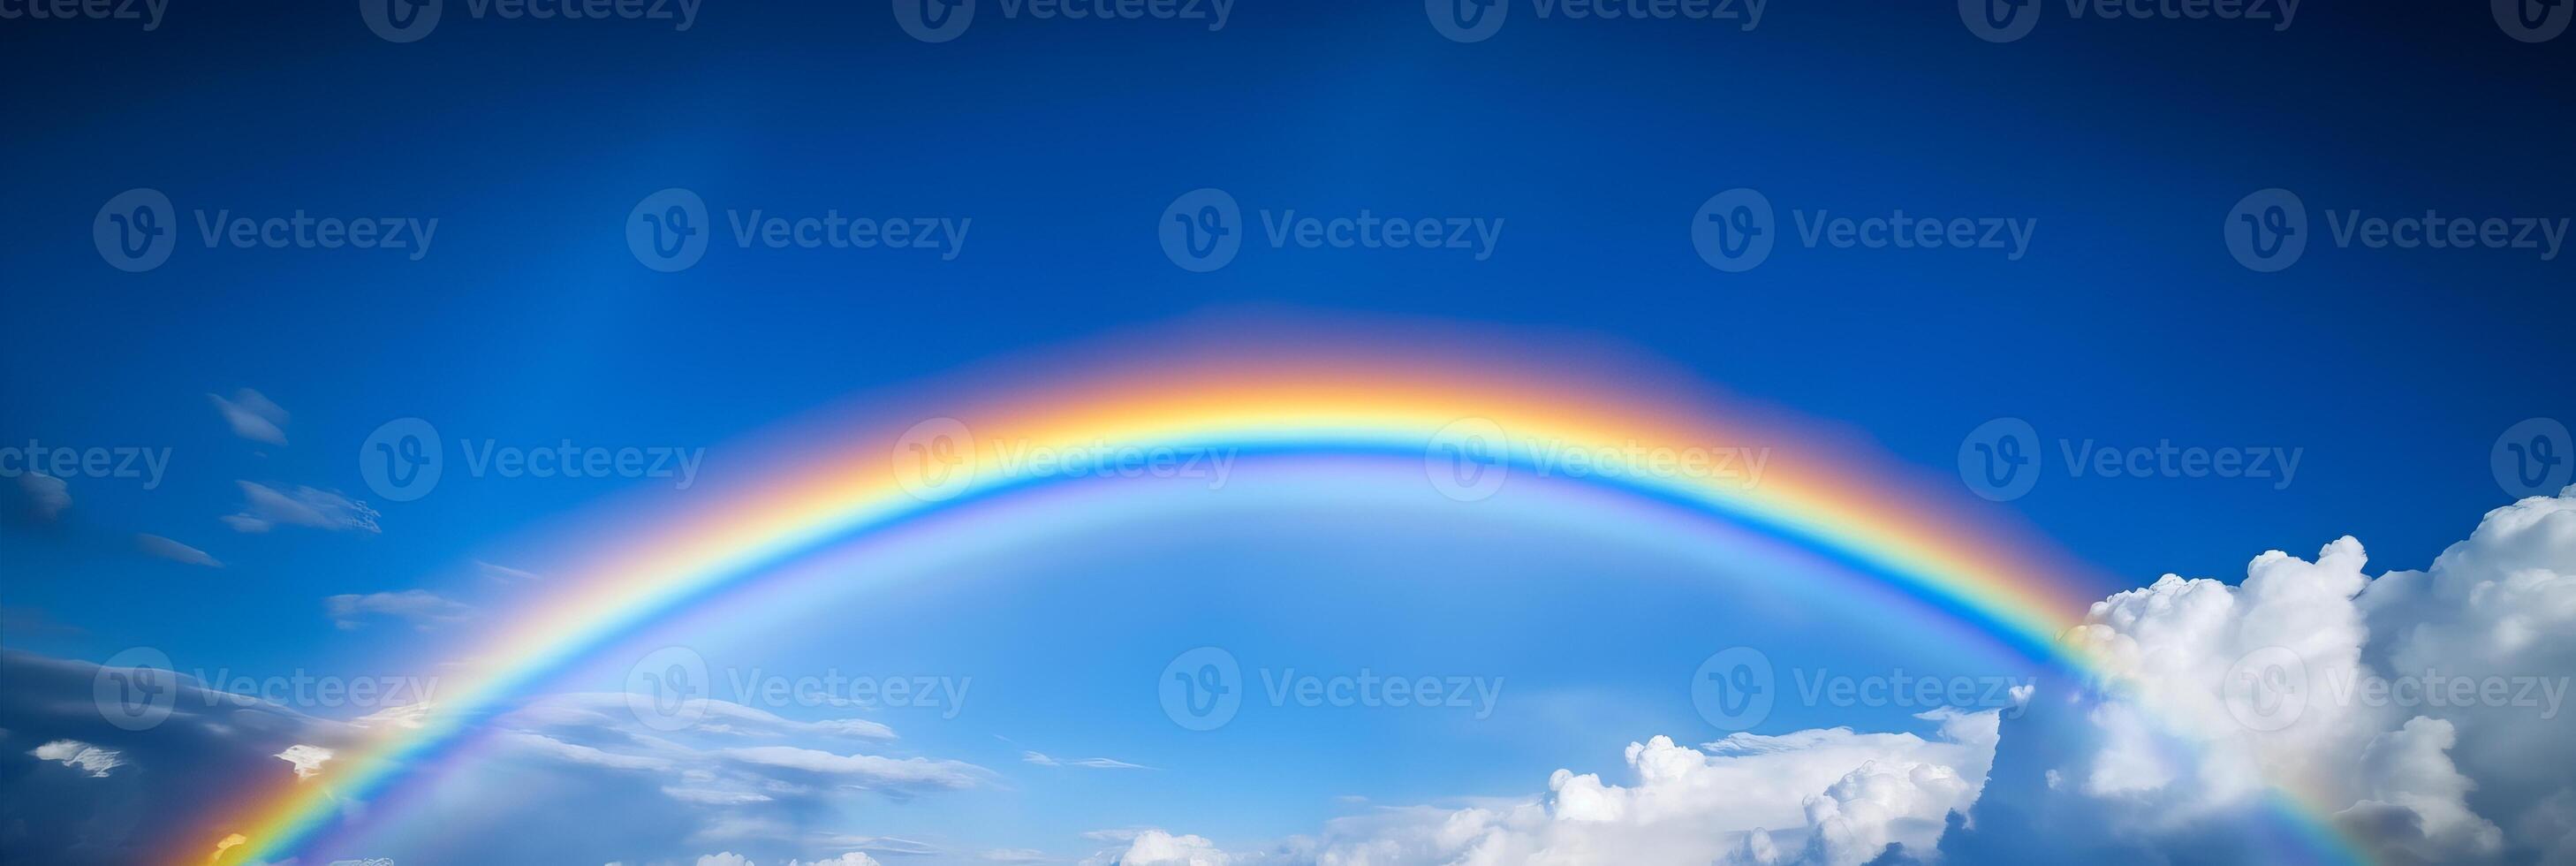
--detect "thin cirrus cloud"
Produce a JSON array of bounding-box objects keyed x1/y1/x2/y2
[
  {"x1": 19, "y1": 473, "x2": 70, "y2": 520},
  {"x1": 1021, "y1": 750, "x2": 1151, "y2": 771},
  {"x1": 135, "y1": 534, "x2": 222, "y2": 567},
  {"x1": 208, "y1": 388, "x2": 288, "y2": 446},
  {"x1": 223, "y1": 481, "x2": 380, "y2": 534},
  {"x1": 325, "y1": 589, "x2": 473, "y2": 630}
]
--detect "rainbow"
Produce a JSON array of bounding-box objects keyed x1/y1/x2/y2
[{"x1": 188, "y1": 325, "x2": 2366, "y2": 864}]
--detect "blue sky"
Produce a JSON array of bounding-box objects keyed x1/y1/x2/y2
[{"x1": 4, "y1": 2, "x2": 2576, "y2": 864}]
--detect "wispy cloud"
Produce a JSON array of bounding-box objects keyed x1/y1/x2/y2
[
  {"x1": 18, "y1": 473, "x2": 69, "y2": 520},
  {"x1": 208, "y1": 388, "x2": 288, "y2": 445},
  {"x1": 29, "y1": 740, "x2": 124, "y2": 778},
  {"x1": 476, "y1": 560, "x2": 544, "y2": 581},
  {"x1": 223, "y1": 482, "x2": 379, "y2": 534},
  {"x1": 135, "y1": 534, "x2": 222, "y2": 567},
  {"x1": 1021, "y1": 750, "x2": 1151, "y2": 771},
  {"x1": 325, "y1": 589, "x2": 471, "y2": 630}
]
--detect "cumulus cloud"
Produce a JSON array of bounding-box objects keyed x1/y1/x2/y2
[
  {"x1": 208, "y1": 388, "x2": 288, "y2": 445},
  {"x1": 1099, "y1": 710, "x2": 2004, "y2": 866},
  {"x1": 326, "y1": 589, "x2": 472, "y2": 630},
  {"x1": 19, "y1": 472, "x2": 69, "y2": 520},
  {"x1": 2051, "y1": 486, "x2": 2576, "y2": 864},
  {"x1": 29, "y1": 741, "x2": 125, "y2": 778},
  {"x1": 274, "y1": 744, "x2": 334, "y2": 780},
  {"x1": 223, "y1": 482, "x2": 379, "y2": 534},
  {"x1": 136, "y1": 534, "x2": 222, "y2": 567}
]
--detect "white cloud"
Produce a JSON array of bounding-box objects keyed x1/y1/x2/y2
[
  {"x1": 477, "y1": 560, "x2": 544, "y2": 581},
  {"x1": 209, "y1": 388, "x2": 289, "y2": 445},
  {"x1": 325, "y1": 589, "x2": 472, "y2": 630},
  {"x1": 224, "y1": 482, "x2": 379, "y2": 534},
  {"x1": 276, "y1": 743, "x2": 334, "y2": 780},
  {"x1": 136, "y1": 533, "x2": 223, "y2": 567},
  {"x1": 1023, "y1": 750, "x2": 1150, "y2": 770},
  {"x1": 717, "y1": 745, "x2": 981, "y2": 791},
  {"x1": 2056, "y1": 485, "x2": 2576, "y2": 863},
  {"x1": 1104, "y1": 710, "x2": 2003, "y2": 866},
  {"x1": 696, "y1": 855, "x2": 755, "y2": 866},
  {"x1": 19, "y1": 473, "x2": 68, "y2": 520},
  {"x1": 510, "y1": 693, "x2": 898, "y2": 741},
  {"x1": 981, "y1": 849, "x2": 1051, "y2": 862},
  {"x1": 29, "y1": 740, "x2": 124, "y2": 778}
]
